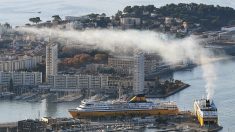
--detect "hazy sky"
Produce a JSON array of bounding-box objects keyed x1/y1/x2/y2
[{"x1": 0, "y1": 0, "x2": 234, "y2": 26}]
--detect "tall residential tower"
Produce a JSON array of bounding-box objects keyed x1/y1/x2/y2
[
  {"x1": 46, "y1": 43, "x2": 58, "y2": 81},
  {"x1": 133, "y1": 52, "x2": 144, "y2": 95}
]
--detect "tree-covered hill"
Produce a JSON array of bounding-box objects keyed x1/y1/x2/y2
[
  {"x1": 159, "y1": 3, "x2": 235, "y2": 30},
  {"x1": 120, "y1": 3, "x2": 235, "y2": 31}
]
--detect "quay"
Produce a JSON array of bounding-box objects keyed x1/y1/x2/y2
[{"x1": 0, "y1": 111, "x2": 222, "y2": 132}]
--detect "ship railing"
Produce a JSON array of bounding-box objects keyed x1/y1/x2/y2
[
  {"x1": 203, "y1": 115, "x2": 218, "y2": 118},
  {"x1": 201, "y1": 112, "x2": 218, "y2": 117},
  {"x1": 152, "y1": 106, "x2": 178, "y2": 110}
]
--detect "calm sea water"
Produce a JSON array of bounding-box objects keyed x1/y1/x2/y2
[
  {"x1": 0, "y1": 0, "x2": 234, "y2": 26},
  {"x1": 0, "y1": 58, "x2": 235, "y2": 131}
]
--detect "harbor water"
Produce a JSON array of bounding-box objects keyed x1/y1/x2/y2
[{"x1": 0, "y1": 58, "x2": 235, "y2": 131}]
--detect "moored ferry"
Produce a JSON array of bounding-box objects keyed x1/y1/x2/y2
[
  {"x1": 69, "y1": 94, "x2": 179, "y2": 118},
  {"x1": 194, "y1": 99, "x2": 218, "y2": 126}
]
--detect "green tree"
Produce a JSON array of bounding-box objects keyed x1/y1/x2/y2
[
  {"x1": 29, "y1": 18, "x2": 36, "y2": 24},
  {"x1": 157, "y1": 3, "x2": 235, "y2": 30},
  {"x1": 35, "y1": 17, "x2": 42, "y2": 23},
  {"x1": 114, "y1": 10, "x2": 122, "y2": 21},
  {"x1": 123, "y1": 6, "x2": 132, "y2": 13},
  {"x1": 29, "y1": 17, "x2": 41, "y2": 24},
  {"x1": 101, "y1": 13, "x2": 106, "y2": 17},
  {"x1": 145, "y1": 5, "x2": 155, "y2": 12},
  {"x1": 52, "y1": 15, "x2": 62, "y2": 22},
  {"x1": 81, "y1": 88, "x2": 87, "y2": 97},
  {"x1": 9, "y1": 78, "x2": 14, "y2": 93},
  {"x1": 3, "y1": 23, "x2": 11, "y2": 28}
]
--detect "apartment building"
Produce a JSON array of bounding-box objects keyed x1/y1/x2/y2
[
  {"x1": 0, "y1": 71, "x2": 42, "y2": 86},
  {"x1": 0, "y1": 55, "x2": 42, "y2": 71},
  {"x1": 108, "y1": 53, "x2": 161, "y2": 75},
  {"x1": 46, "y1": 43, "x2": 58, "y2": 81},
  {"x1": 48, "y1": 74, "x2": 109, "y2": 92}
]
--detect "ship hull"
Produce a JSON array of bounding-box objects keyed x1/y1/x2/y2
[
  {"x1": 195, "y1": 110, "x2": 218, "y2": 126},
  {"x1": 69, "y1": 109, "x2": 179, "y2": 118}
]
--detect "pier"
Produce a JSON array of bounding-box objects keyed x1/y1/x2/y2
[{"x1": 0, "y1": 111, "x2": 223, "y2": 132}]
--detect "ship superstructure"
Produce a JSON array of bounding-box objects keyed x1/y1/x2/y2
[
  {"x1": 194, "y1": 99, "x2": 218, "y2": 126},
  {"x1": 69, "y1": 94, "x2": 179, "y2": 118}
]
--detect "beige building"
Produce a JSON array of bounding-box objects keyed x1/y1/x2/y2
[
  {"x1": 48, "y1": 74, "x2": 109, "y2": 92},
  {"x1": 120, "y1": 17, "x2": 141, "y2": 28},
  {"x1": 46, "y1": 43, "x2": 58, "y2": 81},
  {"x1": 108, "y1": 56, "x2": 134, "y2": 68},
  {"x1": 108, "y1": 54, "x2": 161, "y2": 75}
]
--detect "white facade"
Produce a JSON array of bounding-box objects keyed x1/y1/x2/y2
[
  {"x1": 48, "y1": 74, "x2": 109, "y2": 92},
  {"x1": 0, "y1": 71, "x2": 42, "y2": 86},
  {"x1": 108, "y1": 56, "x2": 134, "y2": 68},
  {"x1": 218, "y1": 31, "x2": 235, "y2": 41},
  {"x1": 165, "y1": 17, "x2": 173, "y2": 25},
  {"x1": 133, "y1": 52, "x2": 145, "y2": 95},
  {"x1": 46, "y1": 43, "x2": 58, "y2": 81},
  {"x1": 108, "y1": 55, "x2": 160, "y2": 75},
  {"x1": 0, "y1": 55, "x2": 42, "y2": 71},
  {"x1": 120, "y1": 17, "x2": 141, "y2": 28}
]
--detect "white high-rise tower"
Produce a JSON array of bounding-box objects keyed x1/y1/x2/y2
[
  {"x1": 133, "y1": 52, "x2": 144, "y2": 95},
  {"x1": 46, "y1": 43, "x2": 58, "y2": 81}
]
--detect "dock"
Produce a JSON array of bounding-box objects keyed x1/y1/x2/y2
[{"x1": 0, "y1": 111, "x2": 223, "y2": 132}]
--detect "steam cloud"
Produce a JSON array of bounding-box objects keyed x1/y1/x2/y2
[
  {"x1": 18, "y1": 27, "x2": 216, "y2": 99},
  {"x1": 200, "y1": 56, "x2": 217, "y2": 100}
]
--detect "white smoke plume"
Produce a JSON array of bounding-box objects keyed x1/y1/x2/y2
[
  {"x1": 200, "y1": 56, "x2": 217, "y2": 100},
  {"x1": 18, "y1": 27, "x2": 216, "y2": 99}
]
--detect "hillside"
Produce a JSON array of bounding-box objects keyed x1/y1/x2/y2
[{"x1": 120, "y1": 3, "x2": 235, "y2": 31}]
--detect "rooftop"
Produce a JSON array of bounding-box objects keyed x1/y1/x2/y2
[{"x1": 196, "y1": 99, "x2": 217, "y2": 111}]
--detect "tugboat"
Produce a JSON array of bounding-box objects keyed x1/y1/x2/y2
[{"x1": 69, "y1": 94, "x2": 179, "y2": 118}]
